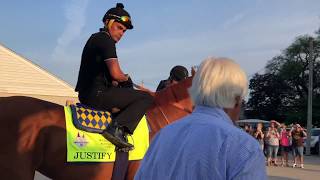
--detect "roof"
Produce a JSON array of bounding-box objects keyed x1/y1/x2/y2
[{"x1": 0, "y1": 43, "x2": 77, "y2": 97}]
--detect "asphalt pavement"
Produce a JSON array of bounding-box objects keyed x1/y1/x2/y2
[
  {"x1": 34, "y1": 154, "x2": 320, "y2": 180},
  {"x1": 267, "y1": 154, "x2": 320, "y2": 180}
]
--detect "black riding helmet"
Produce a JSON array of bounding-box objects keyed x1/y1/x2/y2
[
  {"x1": 169, "y1": 65, "x2": 189, "y2": 81},
  {"x1": 102, "y1": 3, "x2": 133, "y2": 29}
]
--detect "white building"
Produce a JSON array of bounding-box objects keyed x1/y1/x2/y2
[{"x1": 0, "y1": 43, "x2": 78, "y2": 105}]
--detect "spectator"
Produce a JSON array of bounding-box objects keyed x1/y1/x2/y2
[
  {"x1": 266, "y1": 121, "x2": 280, "y2": 166},
  {"x1": 243, "y1": 123, "x2": 254, "y2": 136},
  {"x1": 279, "y1": 123, "x2": 290, "y2": 167},
  {"x1": 290, "y1": 124, "x2": 307, "y2": 168},
  {"x1": 254, "y1": 122, "x2": 265, "y2": 151}
]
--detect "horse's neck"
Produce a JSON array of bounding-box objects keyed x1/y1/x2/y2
[
  {"x1": 146, "y1": 78, "x2": 194, "y2": 138},
  {"x1": 147, "y1": 104, "x2": 190, "y2": 139}
]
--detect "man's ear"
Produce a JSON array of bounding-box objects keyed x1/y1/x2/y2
[{"x1": 234, "y1": 96, "x2": 241, "y2": 108}]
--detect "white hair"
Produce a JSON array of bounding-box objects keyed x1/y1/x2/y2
[{"x1": 189, "y1": 57, "x2": 248, "y2": 108}]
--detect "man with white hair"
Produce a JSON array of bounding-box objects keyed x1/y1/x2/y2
[{"x1": 135, "y1": 57, "x2": 267, "y2": 180}]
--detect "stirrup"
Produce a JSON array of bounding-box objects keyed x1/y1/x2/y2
[
  {"x1": 115, "y1": 146, "x2": 135, "y2": 152},
  {"x1": 102, "y1": 124, "x2": 134, "y2": 148}
]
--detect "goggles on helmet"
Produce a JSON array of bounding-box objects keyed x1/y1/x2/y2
[{"x1": 108, "y1": 14, "x2": 131, "y2": 23}]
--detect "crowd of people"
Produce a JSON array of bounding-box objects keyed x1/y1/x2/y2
[{"x1": 243, "y1": 121, "x2": 307, "y2": 168}]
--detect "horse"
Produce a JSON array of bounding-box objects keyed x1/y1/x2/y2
[{"x1": 0, "y1": 77, "x2": 193, "y2": 180}]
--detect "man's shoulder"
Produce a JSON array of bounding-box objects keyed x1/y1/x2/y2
[
  {"x1": 90, "y1": 31, "x2": 113, "y2": 42},
  {"x1": 156, "y1": 79, "x2": 169, "y2": 91},
  {"x1": 162, "y1": 113, "x2": 239, "y2": 137},
  {"x1": 158, "y1": 79, "x2": 168, "y2": 84},
  {"x1": 220, "y1": 122, "x2": 255, "y2": 143},
  {"x1": 202, "y1": 118, "x2": 259, "y2": 150},
  {"x1": 228, "y1": 127, "x2": 261, "y2": 153}
]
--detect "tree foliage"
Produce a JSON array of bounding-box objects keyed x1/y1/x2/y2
[{"x1": 246, "y1": 30, "x2": 320, "y2": 126}]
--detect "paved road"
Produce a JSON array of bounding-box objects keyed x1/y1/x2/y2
[
  {"x1": 267, "y1": 155, "x2": 320, "y2": 180},
  {"x1": 35, "y1": 155, "x2": 320, "y2": 180}
]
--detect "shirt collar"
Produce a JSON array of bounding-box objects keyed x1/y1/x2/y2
[{"x1": 193, "y1": 105, "x2": 234, "y2": 125}]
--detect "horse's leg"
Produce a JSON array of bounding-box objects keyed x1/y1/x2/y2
[
  {"x1": 0, "y1": 151, "x2": 36, "y2": 180},
  {"x1": 111, "y1": 151, "x2": 129, "y2": 180},
  {"x1": 0, "y1": 97, "x2": 43, "y2": 180}
]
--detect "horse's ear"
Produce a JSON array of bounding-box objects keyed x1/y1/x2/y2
[{"x1": 191, "y1": 67, "x2": 197, "y2": 76}]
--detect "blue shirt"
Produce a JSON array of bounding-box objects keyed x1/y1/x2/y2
[{"x1": 135, "y1": 106, "x2": 267, "y2": 180}]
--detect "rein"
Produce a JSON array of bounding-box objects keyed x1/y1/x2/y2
[
  {"x1": 157, "y1": 105, "x2": 170, "y2": 125},
  {"x1": 155, "y1": 101, "x2": 192, "y2": 126}
]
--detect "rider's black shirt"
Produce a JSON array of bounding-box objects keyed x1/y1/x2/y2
[{"x1": 75, "y1": 29, "x2": 117, "y2": 95}]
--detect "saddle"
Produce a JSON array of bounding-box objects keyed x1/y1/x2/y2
[{"x1": 70, "y1": 103, "x2": 112, "y2": 134}]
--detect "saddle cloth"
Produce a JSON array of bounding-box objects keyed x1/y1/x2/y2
[
  {"x1": 65, "y1": 106, "x2": 150, "y2": 162},
  {"x1": 70, "y1": 103, "x2": 112, "y2": 134}
]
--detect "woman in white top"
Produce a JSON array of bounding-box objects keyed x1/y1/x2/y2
[{"x1": 266, "y1": 121, "x2": 280, "y2": 166}]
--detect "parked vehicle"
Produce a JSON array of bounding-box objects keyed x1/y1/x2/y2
[
  {"x1": 236, "y1": 119, "x2": 270, "y2": 131},
  {"x1": 304, "y1": 128, "x2": 320, "y2": 154}
]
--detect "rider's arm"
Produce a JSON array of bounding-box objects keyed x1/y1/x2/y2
[
  {"x1": 95, "y1": 32, "x2": 128, "y2": 82},
  {"x1": 105, "y1": 58, "x2": 129, "y2": 82}
]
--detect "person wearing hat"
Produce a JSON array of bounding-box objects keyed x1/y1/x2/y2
[
  {"x1": 75, "y1": 3, "x2": 153, "y2": 149},
  {"x1": 156, "y1": 65, "x2": 189, "y2": 91},
  {"x1": 290, "y1": 124, "x2": 307, "y2": 168}
]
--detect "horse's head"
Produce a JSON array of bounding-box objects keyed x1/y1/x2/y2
[{"x1": 146, "y1": 77, "x2": 194, "y2": 138}]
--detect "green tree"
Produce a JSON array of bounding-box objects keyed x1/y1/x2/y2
[{"x1": 246, "y1": 32, "x2": 320, "y2": 126}]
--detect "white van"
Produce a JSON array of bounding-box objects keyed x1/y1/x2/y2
[{"x1": 236, "y1": 119, "x2": 270, "y2": 131}]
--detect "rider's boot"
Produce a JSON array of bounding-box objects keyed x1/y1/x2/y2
[{"x1": 102, "y1": 121, "x2": 133, "y2": 149}]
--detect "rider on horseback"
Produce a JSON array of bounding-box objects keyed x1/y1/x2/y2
[
  {"x1": 75, "y1": 3, "x2": 153, "y2": 149},
  {"x1": 156, "y1": 65, "x2": 189, "y2": 91}
]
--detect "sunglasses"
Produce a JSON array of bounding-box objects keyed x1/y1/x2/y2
[{"x1": 108, "y1": 14, "x2": 131, "y2": 22}]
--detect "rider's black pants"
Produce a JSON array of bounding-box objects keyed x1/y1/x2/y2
[{"x1": 79, "y1": 86, "x2": 153, "y2": 134}]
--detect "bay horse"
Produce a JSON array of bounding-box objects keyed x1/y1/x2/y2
[{"x1": 0, "y1": 77, "x2": 193, "y2": 180}]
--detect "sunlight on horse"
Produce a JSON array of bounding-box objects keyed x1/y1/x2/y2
[{"x1": 0, "y1": 77, "x2": 193, "y2": 180}]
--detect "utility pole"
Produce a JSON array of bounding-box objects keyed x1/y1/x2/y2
[{"x1": 306, "y1": 38, "x2": 314, "y2": 155}]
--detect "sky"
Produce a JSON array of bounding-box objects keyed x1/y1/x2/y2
[{"x1": 0, "y1": 0, "x2": 319, "y2": 90}]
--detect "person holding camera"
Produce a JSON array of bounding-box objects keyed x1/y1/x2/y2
[
  {"x1": 254, "y1": 122, "x2": 265, "y2": 151},
  {"x1": 290, "y1": 124, "x2": 307, "y2": 168},
  {"x1": 279, "y1": 123, "x2": 290, "y2": 167},
  {"x1": 266, "y1": 121, "x2": 280, "y2": 166}
]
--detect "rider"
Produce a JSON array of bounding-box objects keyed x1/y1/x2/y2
[
  {"x1": 156, "y1": 65, "x2": 189, "y2": 91},
  {"x1": 75, "y1": 3, "x2": 153, "y2": 149}
]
